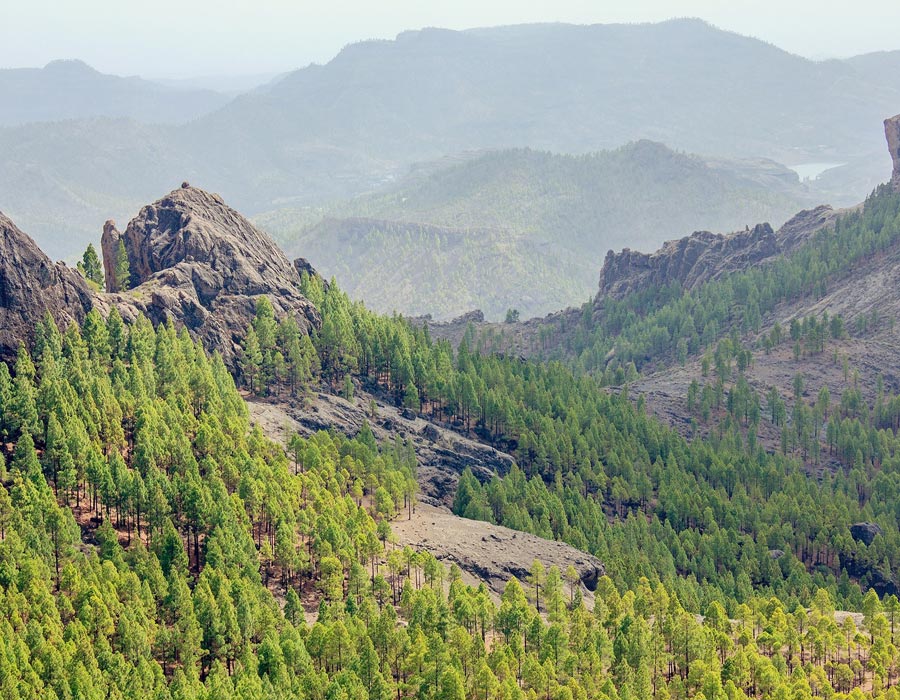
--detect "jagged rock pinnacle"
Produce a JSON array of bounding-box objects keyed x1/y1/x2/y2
[
  {"x1": 100, "y1": 219, "x2": 122, "y2": 292},
  {"x1": 103, "y1": 183, "x2": 321, "y2": 363},
  {"x1": 886, "y1": 114, "x2": 900, "y2": 192}
]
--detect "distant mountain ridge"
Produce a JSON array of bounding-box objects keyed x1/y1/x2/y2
[
  {"x1": 0, "y1": 60, "x2": 230, "y2": 126},
  {"x1": 2, "y1": 19, "x2": 899, "y2": 258}
]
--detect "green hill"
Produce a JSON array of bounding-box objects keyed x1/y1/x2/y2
[{"x1": 263, "y1": 142, "x2": 813, "y2": 319}]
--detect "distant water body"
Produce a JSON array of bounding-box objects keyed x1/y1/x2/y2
[{"x1": 789, "y1": 162, "x2": 845, "y2": 181}]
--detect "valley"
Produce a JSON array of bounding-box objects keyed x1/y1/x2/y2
[{"x1": 6, "y1": 12, "x2": 900, "y2": 699}]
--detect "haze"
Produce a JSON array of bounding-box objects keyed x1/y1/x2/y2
[{"x1": 2, "y1": 0, "x2": 899, "y2": 78}]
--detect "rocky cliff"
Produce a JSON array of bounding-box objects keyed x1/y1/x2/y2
[
  {"x1": 102, "y1": 183, "x2": 320, "y2": 362},
  {"x1": 2, "y1": 184, "x2": 322, "y2": 366},
  {"x1": 0, "y1": 211, "x2": 94, "y2": 358},
  {"x1": 594, "y1": 205, "x2": 838, "y2": 305},
  {"x1": 100, "y1": 220, "x2": 123, "y2": 292},
  {"x1": 887, "y1": 114, "x2": 900, "y2": 192}
]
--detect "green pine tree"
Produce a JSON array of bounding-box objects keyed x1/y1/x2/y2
[
  {"x1": 114, "y1": 240, "x2": 131, "y2": 291},
  {"x1": 77, "y1": 244, "x2": 104, "y2": 287}
]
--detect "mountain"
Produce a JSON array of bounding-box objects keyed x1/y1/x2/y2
[
  {"x1": 2, "y1": 19, "x2": 899, "y2": 260},
  {"x1": 0, "y1": 59, "x2": 230, "y2": 126},
  {"x1": 0, "y1": 210, "x2": 94, "y2": 358},
  {"x1": 6, "y1": 141, "x2": 900, "y2": 698},
  {"x1": 0, "y1": 183, "x2": 320, "y2": 364},
  {"x1": 211, "y1": 20, "x2": 895, "y2": 163},
  {"x1": 846, "y1": 50, "x2": 900, "y2": 95},
  {"x1": 263, "y1": 142, "x2": 814, "y2": 319}
]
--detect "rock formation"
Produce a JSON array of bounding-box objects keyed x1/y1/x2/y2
[
  {"x1": 594, "y1": 204, "x2": 839, "y2": 307},
  {"x1": 0, "y1": 211, "x2": 94, "y2": 359},
  {"x1": 596, "y1": 223, "x2": 779, "y2": 302},
  {"x1": 103, "y1": 184, "x2": 320, "y2": 363},
  {"x1": 850, "y1": 522, "x2": 883, "y2": 547},
  {"x1": 100, "y1": 220, "x2": 122, "y2": 292},
  {"x1": 887, "y1": 114, "x2": 900, "y2": 192}
]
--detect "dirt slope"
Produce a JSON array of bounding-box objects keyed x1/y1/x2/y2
[{"x1": 247, "y1": 393, "x2": 604, "y2": 601}]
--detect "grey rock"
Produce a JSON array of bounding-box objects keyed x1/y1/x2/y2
[
  {"x1": 0, "y1": 211, "x2": 93, "y2": 359},
  {"x1": 886, "y1": 114, "x2": 900, "y2": 192},
  {"x1": 104, "y1": 184, "x2": 320, "y2": 365},
  {"x1": 850, "y1": 522, "x2": 883, "y2": 547}
]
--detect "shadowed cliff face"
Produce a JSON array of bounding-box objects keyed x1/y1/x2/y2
[
  {"x1": 593, "y1": 205, "x2": 839, "y2": 307},
  {"x1": 887, "y1": 114, "x2": 900, "y2": 192},
  {"x1": 101, "y1": 183, "x2": 321, "y2": 364},
  {"x1": 0, "y1": 212, "x2": 94, "y2": 359}
]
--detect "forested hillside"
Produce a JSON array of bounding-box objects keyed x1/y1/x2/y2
[
  {"x1": 5, "y1": 284, "x2": 900, "y2": 698},
  {"x1": 265, "y1": 143, "x2": 810, "y2": 319},
  {"x1": 6, "y1": 174, "x2": 900, "y2": 699}
]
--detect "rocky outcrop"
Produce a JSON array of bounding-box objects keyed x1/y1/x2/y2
[
  {"x1": 776, "y1": 205, "x2": 838, "y2": 252},
  {"x1": 393, "y1": 503, "x2": 605, "y2": 598},
  {"x1": 596, "y1": 223, "x2": 779, "y2": 302},
  {"x1": 293, "y1": 257, "x2": 329, "y2": 290},
  {"x1": 850, "y1": 522, "x2": 883, "y2": 546},
  {"x1": 887, "y1": 114, "x2": 900, "y2": 192},
  {"x1": 593, "y1": 202, "x2": 843, "y2": 308},
  {"x1": 104, "y1": 183, "x2": 320, "y2": 363},
  {"x1": 0, "y1": 211, "x2": 94, "y2": 358},
  {"x1": 100, "y1": 220, "x2": 122, "y2": 292}
]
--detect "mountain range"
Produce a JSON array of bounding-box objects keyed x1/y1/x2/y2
[
  {"x1": 2, "y1": 18, "x2": 899, "y2": 261},
  {"x1": 1, "y1": 114, "x2": 900, "y2": 699},
  {"x1": 0, "y1": 59, "x2": 230, "y2": 126}
]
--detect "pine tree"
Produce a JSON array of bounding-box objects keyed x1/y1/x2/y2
[
  {"x1": 114, "y1": 239, "x2": 131, "y2": 291},
  {"x1": 240, "y1": 327, "x2": 263, "y2": 394},
  {"x1": 77, "y1": 244, "x2": 104, "y2": 286}
]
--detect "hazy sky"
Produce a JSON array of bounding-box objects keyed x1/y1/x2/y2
[{"x1": 2, "y1": 0, "x2": 899, "y2": 78}]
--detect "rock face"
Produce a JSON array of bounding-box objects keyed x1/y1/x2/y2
[
  {"x1": 850, "y1": 522, "x2": 883, "y2": 547},
  {"x1": 775, "y1": 205, "x2": 838, "y2": 252},
  {"x1": 887, "y1": 114, "x2": 900, "y2": 192},
  {"x1": 0, "y1": 211, "x2": 94, "y2": 358},
  {"x1": 596, "y1": 223, "x2": 779, "y2": 301},
  {"x1": 594, "y1": 205, "x2": 838, "y2": 306},
  {"x1": 100, "y1": 220, "x2": 122, "y2": 292},
  {"x1": 105, "y1": 184, "x2": 320, "y2": 363},
  {"x1": 293, "y1": 257, "x2": 328, "y2": 287},
  {"x1": 392, "y1": 503, "x2": 605, "y2": 599}
]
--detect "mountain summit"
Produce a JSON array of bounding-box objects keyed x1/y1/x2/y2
[
  {"x1": 0, "y1": 183, "x2": 320, "y2": 363},
  {"x1": 101, "y1": 183, "x2": 320, "y2": 361}
]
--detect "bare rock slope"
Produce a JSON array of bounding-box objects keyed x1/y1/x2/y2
[
  {"x1": 0, "y1": 211, "x2": 94, "y2": 359},
  {"x1": 248, "y1": 395, "x2": 604, "y2": 600},
  {"x1": 103, "y1": 183, "x2": 320, "y2": 363},
  {"x1": 249, "y1": 386, "x2": 515, "y2": 506},
  {"x1": 392, "y1": 503, "x2": 604, "y2": 601}
]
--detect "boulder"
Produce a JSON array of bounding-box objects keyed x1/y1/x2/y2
[
  {"x1": 420, "y1": 423, "x2": 441, "y2": 443},
  {"x1": 850, "y1": 522, "x2": 883, "y2": 547}
]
